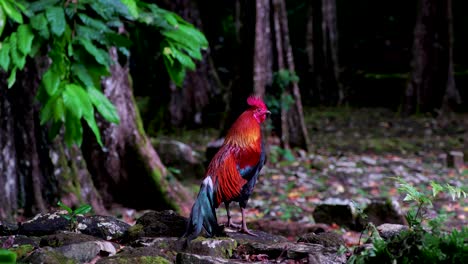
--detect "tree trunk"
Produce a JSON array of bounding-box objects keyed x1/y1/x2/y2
[
  {"x1": 164, "y1": 0, "x2": 224, "y2": 128},
  {"x1": 322, "y1": 0, "x2": 344, "y2": 105},
  {"x1": 83, "y1": 48, "x2": 193, "y2": 216},
  {"x1": 273, "y1": 0, "x2": 310, "y2": 151},
  {"x1": 253, "y1": 0, "x2": 273, "y2": 97},
  {"x1": 0, "y1": 52, "x2": 194, "y2": 220},
  {"x1": 441, "y1": 0, "x2": 461, "y2": 113},
  {"x1": 0, "y1": 61, "x2": 106, "y2": 220},
  {"x1": 405, "y1": 0, "x2": 457, "y2": 114}
]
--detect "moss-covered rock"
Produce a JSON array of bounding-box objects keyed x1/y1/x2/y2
[
  {"x1": 188, "y1": 237, "x2": 237, "y2": 259},
  {"x1": 297, "y1": 231, "x2": 345, "y2": 248},
  {"x1": 21, "y1": 247, "x2": 78, "y2": 264},
  {"x1": 97, "y1": 255, "x2": 171, "y2": 264}
]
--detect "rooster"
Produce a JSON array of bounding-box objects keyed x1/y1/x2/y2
[{"x1": 183, "y1": 95, "x2": 270, "y2": 242}]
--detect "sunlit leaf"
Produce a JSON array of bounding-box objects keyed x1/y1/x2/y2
[
  {"x1": 73, "y1": 204, "x2": 92, "y2": 215},
  {"x1": 0, "y1": 41, "x2": 10, "y2": 70},
  {"x1": 0, "y1": 0, "x2": 23, "y2": 24},
  {"x1": 17, "y1": 24, "x2": 34, "y2": 55}
]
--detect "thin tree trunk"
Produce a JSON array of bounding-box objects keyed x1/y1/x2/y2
[
  {"x1": 441, "y1": 0, "x2": 461, "y2": 113},
  {"x1": 279, "y1": 0, "x2": 310, "y2": 150}
]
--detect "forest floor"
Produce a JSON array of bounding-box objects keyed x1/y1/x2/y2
[{"x1": 163, "y1": 107, "x2": 468, "y2": 246}]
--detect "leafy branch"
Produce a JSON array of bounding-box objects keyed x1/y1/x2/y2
[{"x1": 0, "y1": 0, "x2": 207, "y2": 146}]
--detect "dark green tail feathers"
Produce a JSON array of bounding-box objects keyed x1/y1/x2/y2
[{"x1": 183, "y1": 177, "x2": 220, "y2": 242}]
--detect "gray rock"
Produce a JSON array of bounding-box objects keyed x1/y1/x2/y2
[
  {"x1": 77, "y1": 215, "x2": 130, "y2": 240},
  {"x1": 19, "y1": 211, "x2": 70, "y2": 236},
  {"x1": 224, "y1": 228, "x2": 287, "y2": 245},
  {"x1": 363, "y1": 198, "x2": 407, "y2": 226},
  {"x1": 0, "y1": 220, "x2": 19, "y2": 235},
  {"x1": 313, "y1": 198, "x2": 361, "y2": 230},
  {"x1": 187, "y1": 237, "x2": 237, "y2": 258},
  {"x1": 97, "y1": 255, "x2": 172, "y2": 264},
  {"x1": 377, "y1": 223, "x2": 409, "y2": 240},
  {"x1": 176, "y1": 252, "x2": 245, "y2": 264},
  {"x1": 40, "y1": 232, "x2": 102, "y2": 247},
  {"x1": 126, "y1": 210, "x2": 187, "y2": 241},
  {"x1": 154, "y1": 139, "x2": 205, "y2": 180},
  {"x1": 22, "y1": 247, "x2": 78, "y2": 264},
  {"x1": 55, "y1": 240, "x2": 118, "y2": 263},
  {"x1": 297, "y1": 231, "x2": 345, "y2": 248},
  {"x1": 0, "y1": 235, "x2": 40, "y2": 248},
  {"x1": 238, "y1": 241, "x2": 346, "y2": 263}
]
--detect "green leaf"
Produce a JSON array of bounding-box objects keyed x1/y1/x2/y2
[
  {"x1": 30, "y1": 13, "x2": 50, "y2": 39},
  {"x1": 0, "y1": 42, "x2": 10, "y2": 70},
  {"x1": 73, "y1": 204, "x2": 92, "y2": 215},
  {"x1": 57, "y1": 200, "x2": 73, "y2": 213},
  {"x1": 87, "y1": 86, "x2": 120, "y2": 124},
  {"x1": 7, "y1": 67, "x2": 17, "y2": 88},
  {"x1": 9, "y1": 33, "x2": 26, "y2": 69},
  {"x1": 0, "y1": 249, "x2": 16, "y2": 264},
  {"x1": 63, "y1": 84, "x2": 93, "y2": 120},
  {"x1": 61, "y1": 214, "x2": 72, "y2": 220},
  {"x1": 46, "y1": 7, "x2": 66, "y2": 36},
  {"x1": 77, "y1": 38, "x2": 110, "y2": 66},
  {"x1": 171, "y1": 48, "x2": 196, "y2": 70},
  {"x1": 120, "y1": 0, "x2": 139, "y2": 19},
  {"x1": 42, "y1": 68, "x2": 61, "y2": 95},
  {"x1": 84, "y1": 113, "x2": 103, "y2": 146},
  {"x1": 29, "y1": 0, "x2": 61, "y2": 13},
  {"x1": 72, "y1": 63, "x2": 94, "y2": 88},
  {"x1": 17, "y1": 24, "x2": 34, "y2": 55},
  {"x1": 0, "y1": 5, "x2": 6, "y2": 38},
  {"x1": 0, "y1": 0, "x2": 23, "y2": 24},
  {"x1": 48, "y1": 120, "x2": 62, "y2": 140},
  {"x1": 64, "y1": 110, "x2": 83, "y2": 146},
  {"x1": 430, "y1": 181, "x2": 444, "y2": 197},
  {"x1": 78, "y1": 14, "x2": 111, "y2": 32},
  {"x1": 163, "y1": 56, "x2": 185, "y2": 86}
]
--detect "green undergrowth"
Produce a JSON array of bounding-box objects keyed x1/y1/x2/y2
[{"x1": 348, "y1": 178, "x2": 468, "y2": 264}]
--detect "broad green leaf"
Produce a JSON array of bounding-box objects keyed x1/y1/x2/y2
[
  {"x1": 63, "y1": 84, "x2": 93, "y2": 119},
  {"x1": 57, "y1": 200, "x2": 73, "y2": 213},
  {"x1": 104, "y1": 32, "x2": 132, "y2": 47},
  {"x1": 163, "y1": 56, "x2": 185, "y2": 87},
  {"x1": 30, "y1": 13, "x2": 50, "y2": 39},
  {"x1": 171, "y1": 48, "x2": 196, "y2": 70},
  {"x1": 72, "y1": 63, "x2": 94, "y2": 88},
  {"x1": 9, "y1": 33, "x2": 26, "y2": 69},
  {"x1": 0, "y1": 0, "x2": 23, "y2": 24},
  {"x1": 87, "y1": 86, "x2": 120, "y2": 124},
  {"x1": 7, "y1": 67, "x2": 16, "y2": 88},
  {"x1": 78, "y1": 14, "x2": 111, "y2": 32},
  {"x1": 73, "y1": 204, "x2": 92, "y2": 215},
  {"x1": 77, "y1": 38, "x2": 110, "y2": 66},
  {"x1": 29, "y1": 0, "x2": 61, "y2": 13},
  {"x1": 63, "y1": 85, "x2": 83, "y2": 119},
  {"x1": 84, "y1": 113, "x2": 103, "y2": 146},
  {"x1": 61, "y1": 214, "x2": 72, "y2": 220},
  {"x1": 164, "y1": 13, "x2": 178, "y2": 27},
  {"x1": 0, "y1": 42, "x2": 10, "y2": 70},
  {"x1": 17, "y1": 24, "x2": 34, "y2": 55},
  {"x1": 120, "y1": 0, "x2": 139, "y2": 19},
  {"x1": 46, "y1": 7, "x2": 66, "y2": 36},
  {"x1": 40, "y1": 96, "x2": 55, "y2": 124},
  {"x1": 48, "y1": 120, "x2": 62, "y2": 139},
  {"x1": 42, "y1": 68, "x2": 60, "y2": 95},
  {"x1": 0, "y1": 5, "x2": 5, "y2": 38},
  {"x1": 64, "y1": 111, "x2": 83, "y2": 146},
  {"x1": 0, "y1": 249, "x2": 16, "y2": 264}
]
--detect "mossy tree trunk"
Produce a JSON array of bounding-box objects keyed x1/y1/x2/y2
[
  {"x1": 83, "y1": 48, "x2": 193, "y2": 215},
  {"x1": 0, "y1": 53, "x2": 194, "y2": 220},
  {"x1": 0, "y1": 62, "x2": 105, "y2": 220}
]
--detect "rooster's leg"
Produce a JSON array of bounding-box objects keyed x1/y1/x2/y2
[
  {"x1": 240, "y1": 207, "x2": 258, "y2": 236},
  {"x1": 225, "y1": 202, "x2": 241, "y2": 228}
]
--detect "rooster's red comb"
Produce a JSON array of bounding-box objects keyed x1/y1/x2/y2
[{"x1": 247, "y1": 95, "x2": 267, "y2": 110}]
